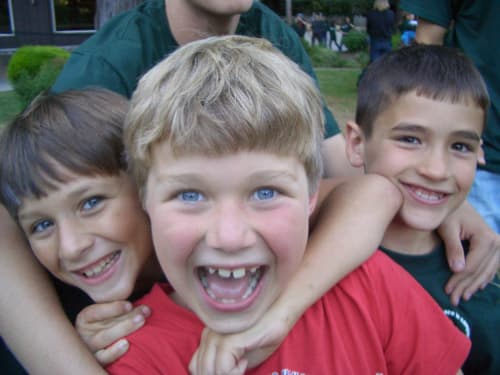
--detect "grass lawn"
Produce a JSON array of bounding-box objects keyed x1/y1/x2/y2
[
  {"x1": 0, "y1": 91, "x2": 21, "y2": 128},
  {"x1": 315, "y1": 67, "x2": 361, "y2": 131}
]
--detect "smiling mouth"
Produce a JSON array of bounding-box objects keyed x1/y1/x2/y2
[
  {"x1": 403, "y1": 184, "x2": 448, "y2": 203},
  {"x1": 78, "y1": 251, "x2": 121, "y2": 278},
  {"x1": 198, "y1": 266, "x2": 264, "y2": 304}
]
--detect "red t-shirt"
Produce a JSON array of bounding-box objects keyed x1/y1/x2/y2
[{"x1": 107, "y1": 251, "x2": 470, "y2": 374}]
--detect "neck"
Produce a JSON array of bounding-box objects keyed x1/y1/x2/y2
[
  {"x1": 381, "y1": 218, "x2": 440, "y2": 255},
  {"x1": 166, "y1": 0, "x2": 241, "y2": 45},
  {"x1": 134, "y1": 254, "x2": 164, "y2": 297}
]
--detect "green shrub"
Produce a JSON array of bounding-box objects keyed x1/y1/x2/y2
[
  {"x1": 12, "y1": 57, "x2": 67, "y2": 108},
  {"x1": 343, "y1": 30, "x2": 368, "y2": 52},
  {"x1": 302, "y1": 39, "x2": 359, "y2": 68},
  {"x1": 7, "y1": 46, "x2": 69, "y2": 108}
]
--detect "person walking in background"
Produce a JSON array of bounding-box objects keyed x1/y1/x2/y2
[
  {"x1": 401, "y1": 0, "x2": 500, "y2": 233},
  {"x1": 366, "y1": 0, "x2": 395, "y2": 62}
]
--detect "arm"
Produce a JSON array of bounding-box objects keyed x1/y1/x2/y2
[
  {"x1": 0, "y1": 206, "x2": 105, "y2": 374},
  {"x1": 189, "y1": 174, "x2": 402, "y2": 374},
  {"x1": 415, "y1": 18, "x2": 447, "y2": 45},
  {"x1": 438, "y1": 201, "x2": 500, "y2": 305},
  {"x1": 322, "y1": 133, "x2": 363, "y2": 178}
]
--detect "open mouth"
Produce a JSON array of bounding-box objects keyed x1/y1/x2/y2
[
  {"x1": 78, "y1": 250, "x2": 121, "y2": 279},
  {"x1": 198, "y1": 266, "x2": 265, "y2": 304}
]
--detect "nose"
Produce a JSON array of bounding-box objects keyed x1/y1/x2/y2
[
  {"x1": 205, "y1": 200, "x2": 256, "y2": 252},
  {"x1": 58, "y1": 216, "x2": 93, "y2": 261},
  {"x1": 416, "y1": 147, "x2": 450, "y2": 181}
]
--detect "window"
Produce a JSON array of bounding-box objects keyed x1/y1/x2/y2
[
  {"x1": 0, "y1": 0, "x2": 13, "y2": 35},
  {"x1": 52, "y1": 0, "x2": 95, "y2": 32}
]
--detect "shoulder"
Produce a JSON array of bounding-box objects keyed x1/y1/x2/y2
[{"x1": 75, "y1": 0, "x2": 168, "y2": 53}]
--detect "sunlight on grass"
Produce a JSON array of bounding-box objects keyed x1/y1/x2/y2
[{"x1": 315, "y1": 68, "x2": 361, "y2": 130}]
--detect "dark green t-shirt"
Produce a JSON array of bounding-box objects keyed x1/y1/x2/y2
[
  {"x1": 381, "y1": 244, "x2": 500, "y2": 374},
  {"x1": 52, "y1": 0, "x2": 338, "y2": 138},
  {"x1": 400, "y1": 0, "x2": 500, "y2": 174}
]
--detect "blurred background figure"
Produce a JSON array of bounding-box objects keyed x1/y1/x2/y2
[
  {"x1": 399, "y1": 12, "x2": 418, "y2": 46},
  {"x1": 366, "y1": 0, "x2": 395, "y2": 62}
]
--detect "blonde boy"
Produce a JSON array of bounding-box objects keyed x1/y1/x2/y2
[{"x1": 107, "y1": 36, "x2": 469, "y2": 374}]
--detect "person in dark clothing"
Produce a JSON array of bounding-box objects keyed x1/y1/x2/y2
[{"x1": 366, "y1": 0, "x2": 395, "y2": 62}]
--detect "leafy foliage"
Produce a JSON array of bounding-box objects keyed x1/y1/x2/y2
[
  {"x1": 7, "y1": 46, "x2": 69, "y2": 108},
  {"x1": 342, "y1": 30, "x2": 368, "y2": 52}
]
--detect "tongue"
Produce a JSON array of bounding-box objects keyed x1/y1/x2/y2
[{"x1": 205, "y1": 273, "x2": 251, "y2": 300}]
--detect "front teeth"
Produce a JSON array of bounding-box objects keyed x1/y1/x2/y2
[
  {"x1": 200, "y1": 266, "x2": 262, "y2": 303},
  {"x1": 210, "y1": 266, "x2": 258, "y2": 279},
  {"x1": 415, "y1": 189, "x2": 444, "y2": 201},
  {"x1": 82, "y1": 252, "x2": 119, "y2": 278}
]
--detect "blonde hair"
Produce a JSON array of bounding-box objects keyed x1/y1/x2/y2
[
  {"x1": 374, "y1": 0, "x2": 390, "y2": 11},
  {"x1": 125, "y1": 35, "x2": 324, "y2": 196}
]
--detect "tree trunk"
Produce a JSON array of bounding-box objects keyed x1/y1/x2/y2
[{"x1": 95, "y1": 0, "x2": 144, "y2": 29}]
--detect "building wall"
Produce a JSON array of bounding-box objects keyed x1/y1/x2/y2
[{"x1": 0, "y1": 1, "x2": 94, "y2": 50}]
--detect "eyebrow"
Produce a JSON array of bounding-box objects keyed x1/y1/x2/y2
[
  {"x1": 393, "y1": 123, "x2": 481, "y2": 142},
  {"x1": 155, "y1": 169, "x2": 299, "y2": 185}
]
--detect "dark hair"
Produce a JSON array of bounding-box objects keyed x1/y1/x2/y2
[
  {"x1": 356, "y1": 44, "x2": 490, "y2": 137},
  {"x1": 0, "y1": 88, "x2": 129, "y2": 219}
]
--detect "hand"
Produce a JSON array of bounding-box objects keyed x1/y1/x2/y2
[
  {"x1": 189, "y1": 309, "x2": 291, "y2": 375},
  {"x1": 75, "y1": 301, "x2": 151, "y2": 366},
  {"x1": 438, "y1": 201, "x2": 500, "y2": 305}
]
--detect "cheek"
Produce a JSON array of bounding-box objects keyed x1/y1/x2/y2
[
  {"x1": 30, "y1": 242, "x2": 57, "y2": 271},
  {"x1": 257, "y1": 205, "x2": 309, "y2": 270},
  {"x1": 149, "y1": 208, "x2": 201, "y2": 267}
]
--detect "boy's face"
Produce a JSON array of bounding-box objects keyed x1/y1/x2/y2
[
  {"x1": 346, "y1": 91, "x2": 483, "y2": 232},
  {"x1": 17, "y1": 171, "x2": 153, "y2": 302},
  {"x1": 144, "y1": 147, "x2": 317, "y2": 333},
  {"x1": 183, "y1": 0, "x2": 253, "y2": 17}
]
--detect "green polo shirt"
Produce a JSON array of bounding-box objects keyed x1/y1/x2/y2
[{"x1": 52, "y1": 0, "x2": 338, "y2": 138}]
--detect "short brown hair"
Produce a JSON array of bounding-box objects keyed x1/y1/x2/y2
[
  {"x1": 125, "y1": 35, "x2": 325, "y2": 197},
  {"x1": 0, "y1": 88, "x2": 129, "y2": 219},
  {"x1": 356, "y1": 44, "x2": 490, "y2": 138}
]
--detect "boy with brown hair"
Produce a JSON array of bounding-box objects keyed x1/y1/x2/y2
[
  {"x1": 107, "y1": 35, "x2": 469, "y2": 374},
  {"x1": 344, "y1": 44, "x2": 500, "y2": 374}
]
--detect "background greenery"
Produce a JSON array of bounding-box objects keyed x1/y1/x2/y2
[{"x1": 0, "y1": 68, "x2": 360, "y2": 130}]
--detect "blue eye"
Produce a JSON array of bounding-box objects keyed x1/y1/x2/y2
[
  {"x1": 32, "y1": 219, "x2": 54, "y2": 234},
  {"x1": 178, "y1": 191, "x2": 204, "y2": 202},
  {"x1": 253, "y1": 188, "x2": 277, "y2": 201},
  {"x1": 82, "y1": 196, "x2": 103, "y2": 210}
]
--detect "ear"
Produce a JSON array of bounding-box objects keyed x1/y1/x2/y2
[
  {"x1": 308, "y1": 190, "x2": 319, "y2": 217},
  {"x1": 477, "y1": 139, "x2": 485, "y2": 165},
  {"x1": 344, "y1": 121, "x2": 366, "y2": 168}
]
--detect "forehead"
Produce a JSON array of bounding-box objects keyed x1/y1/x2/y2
[
  {"x1": 374, "y1": 92, "x2": 484, "y2": 135},
  {"x1": 18, "y1": 173, "x2": 129, "y2": 216}
]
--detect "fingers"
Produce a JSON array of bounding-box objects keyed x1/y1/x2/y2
[
  {"x1": 94, "y1": 338, "x2": 129, "y2": 366},
  {"x1": 77, "y1": 300, "x2": 134, "y2": 325},
  {"x1": 76, "y1": 302, "x2": 151, "y2": 352},
  {"x1": 446, "y1": 246, "x2": 499, "y2": 305},
  {"x1": 189, "y1": 328, "x2": 244, "y2": 375},
  {"x1": 445, "y1": 232, "x2": 500, "y2": 305}
]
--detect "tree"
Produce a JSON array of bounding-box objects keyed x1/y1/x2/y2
[{"x1": 95, "y1": 0, "x2": 143, "y2": 29}]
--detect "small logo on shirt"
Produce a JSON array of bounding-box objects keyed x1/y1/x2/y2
[
  {"x1": 271, "y1": 370, "x2": 306, "y2": 375},
  {"x1": 444, "y1": 308, "x2": 471, "y2": 337}
]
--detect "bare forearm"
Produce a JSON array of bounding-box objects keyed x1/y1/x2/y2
[
  {"x1": 0, "y1": 206, "x2": 105, "y2": 374},
  {"x1": 271, "y1": 174, "x2": 402, "y2": 327},
  {"x1": 415, "y1": 19, "x2": 447, "y2": 45}
]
